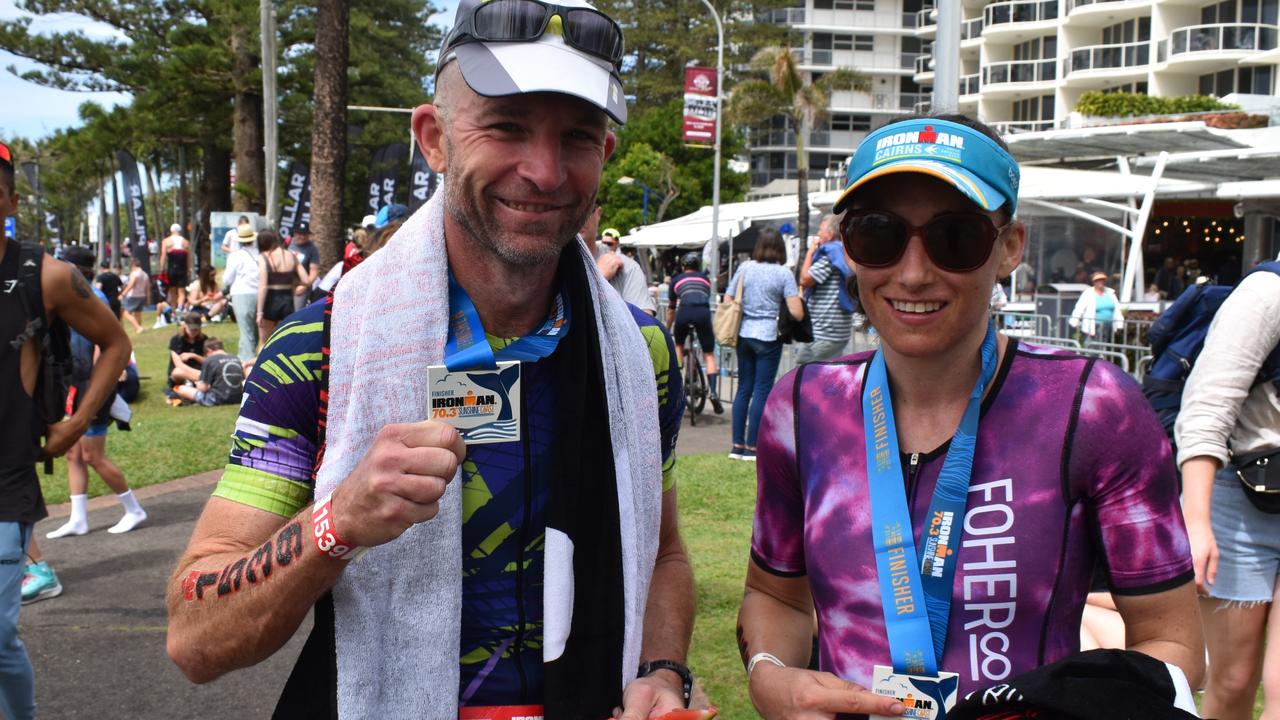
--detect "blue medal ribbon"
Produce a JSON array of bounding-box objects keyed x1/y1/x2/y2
[
  {"x1": 444, "y1": 270, "x2": 570, "y2": 371},
  {"x1": 862, "y1": 323, "x2": 998, "y2": 676}
]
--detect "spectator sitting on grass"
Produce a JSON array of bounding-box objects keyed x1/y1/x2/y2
[
  {"x1": 172, "y1": 338, "x2": 245, "y2": 407},
  {"x1": 168, "y1": 311, "x2": 208, "y2": 388}
]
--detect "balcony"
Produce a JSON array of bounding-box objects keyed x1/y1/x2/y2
[
  {"x1": 1065, "y1": 0, "x2": 1150, "y2": 27},
  {"x1": 915, "y1": 54, "x2": 933, "y2": 75},
  {"x1": 984, "y1": 1, "x2": 1059, "y2": 32},
  {"x1": 760, "y1": 7, "x2": 806, "y2": 25},
  {"x1": 1067, "y1": 40, "x2": 1150, "y2": 80},
  {"x1": 916, "y1": 7, "x2": 936, "y2": 31},
  {"x1": 960, "y1": 73, "x2": 981, "y2": 96},
  {"x1": 1168, "y1": 23, "x2": 1280, "y2": 69},
  {"x1": 993, "y1": 119, "x2": 1056, "y2": 134},
  {"x1": 982, "y1": 58, "x2": 1057, "y2": 89},
  {"x1": 962, "y1": 16, "x2": 984, "y2": 42}
]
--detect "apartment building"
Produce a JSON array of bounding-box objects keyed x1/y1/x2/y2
[{"x1": 751, "y1": 0, "x2": 1280, "y2": 190}]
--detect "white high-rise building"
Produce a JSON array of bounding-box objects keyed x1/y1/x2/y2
[{"x1": 750, "y1": 0, "x2": 1279, "y2": 193}]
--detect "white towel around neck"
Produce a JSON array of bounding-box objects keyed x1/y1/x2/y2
[{"x1": 315, "y1": 190, "x2": 663, "y2": 718}]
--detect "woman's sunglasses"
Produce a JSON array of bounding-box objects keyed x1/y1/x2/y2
[
  {"x1": 443, "y1": 0, "x2": 625, "y2": 69},
  {"x1": 840, "y1": 209, "x2": 1009, "y2": 273}
]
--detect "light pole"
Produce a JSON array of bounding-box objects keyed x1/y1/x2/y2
[
  {"x1": 20, "y1": 160, "x2": 42, "y2": 247},
  {"x1": 262, "y1": 0, "x2": 279, "y2": 225},
  {"x1": 697, "y1": 0, "x2": 725, "y2": 310},
  {"x1": 616, "y1": 176, "x2": 653, "y2": 224}
]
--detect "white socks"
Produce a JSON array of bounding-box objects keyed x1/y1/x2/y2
[
  {"x1": 45, "y1": 491, "x2": 147, "y2": 537},
  {"x1": 46, "y1": 495, "x2": 89, "y2": 538},
  {"x1": 108, "y1": 490, "x2": 146, "y2": 534}
]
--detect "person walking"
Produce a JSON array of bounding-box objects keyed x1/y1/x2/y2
[
  {"x1": 796, "y1": 213, "x2": 855, "y2": 363},
  {"x1": 1177, "y1": 262, "x2": 1280, "y2": 720},
  {"x1": 164, "y1": 5, "x2": 700, "y2": 717},
  {"x1": 1069, "y1": 271, "x2": 1124, "y2": 343},
  {"x1": 44, "y1": 245, "x2": 147, "y2": 539},
  {"x1": 255, "y1": 229, "x2": 305, "y2": 349},
  {"x1": 724, "y1": 228, "x2": 804, "y2": 461},
  {"x1": 160, "y1": 223, "x2": 191, "y2": 311},
  {"x1": 221, "y1": 224, "x2": 260, "y2": 361},
  {"x1": 118, "y1": 256, "x2": 148, "y2": 334}
]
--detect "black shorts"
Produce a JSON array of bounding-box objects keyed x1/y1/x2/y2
[
  {"x1": 263, "y1": 289, "x2": 296, "y2": 322},
  {"x1": 166, "y1": 258, "x2": 189, "y2": 289},
  {"x1": 673, "y1": 308, "x2": 713, "y2": 351}
]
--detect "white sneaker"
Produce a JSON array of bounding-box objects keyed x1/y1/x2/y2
[
  {"x1": 108, "y1": 510, "x2": 147, "y2": 534},
  {"x1": 152, "y1": 317, "x2": 168, "y2": 329},
  {"x1": 46, "y1": 519, "x2": 88, "y2": 539}
]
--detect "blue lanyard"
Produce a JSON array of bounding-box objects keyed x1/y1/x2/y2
[
  {"x1": 862, "y1": 323, "x2": 998, "y2": 676},
  {"x1": 444, "y1": 270, "x2": 570, "y2": 371}
]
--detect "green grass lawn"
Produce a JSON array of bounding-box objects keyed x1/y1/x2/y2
[
  {"x1": 679, "y1": 453, "x2": 758, "y2": 716},
  {"x1": 38, "y1": 310, "x2": 243, "y2": 505}
]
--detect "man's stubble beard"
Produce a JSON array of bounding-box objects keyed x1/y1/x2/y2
[{"x1": 441, "y1": 137, "x2": 593, "y2": 269}]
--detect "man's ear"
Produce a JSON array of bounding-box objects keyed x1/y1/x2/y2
[
  {"x1": 603, "y1": 130, "x2": 616, "y2": 163},
  {"x1": 412, "y1": 104, "x2": 448, "y2": 173}
]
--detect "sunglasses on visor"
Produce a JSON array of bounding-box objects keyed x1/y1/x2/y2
[
  {"x1": 840, "y1": 209, "x2": 1009, "y2": 273},
  {"x1": 443, "y1": 0, "x2": 624, "y2": 69}
]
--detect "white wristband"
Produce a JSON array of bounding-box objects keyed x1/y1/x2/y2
[{"x1": 747, "y1": 652, "x2": 786, "y2": 679}]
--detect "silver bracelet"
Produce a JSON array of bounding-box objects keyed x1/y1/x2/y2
[{"x1": 747, "y1": 652, "x2": 786, "y2": 679}]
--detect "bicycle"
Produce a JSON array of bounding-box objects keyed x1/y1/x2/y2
[{"x1": 681, "y1": 324, "x2": 709, "y2": 426}]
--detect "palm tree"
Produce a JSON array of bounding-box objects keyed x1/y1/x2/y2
[{"x1": 728, "y1": 47, "x2": 869, "y2": 243}]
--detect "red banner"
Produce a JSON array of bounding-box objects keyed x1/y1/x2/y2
[{"x1": 682, "y1": 66, "x2": 718, "y2": 145}]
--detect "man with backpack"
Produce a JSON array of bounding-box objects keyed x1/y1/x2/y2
[
  {"x1": 796, "y1": 213, "x2": 855, "y2": 363},
  {"x1": 0, "y1": 142, "x2": 131, "y2": 719}
]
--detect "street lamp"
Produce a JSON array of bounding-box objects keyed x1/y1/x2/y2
[
  {"x1": 616, "y1": 175, "x2": 653, "y2": 224},
  {"x1": 696, "y1": 0, "x2": 725, "y2": 310}
]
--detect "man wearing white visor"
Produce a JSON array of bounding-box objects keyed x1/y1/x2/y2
[{"x1": 166, "y1": 1, "x2": 700, "y2": 719}]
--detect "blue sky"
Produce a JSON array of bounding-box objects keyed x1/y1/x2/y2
[{"x1": 0, "y1": 0, "x2": 460, "y2": 142}]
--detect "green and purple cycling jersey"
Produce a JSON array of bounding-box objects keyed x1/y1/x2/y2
[
  {"x1": 214, "y1": 298, "x2": 683, "y2": 705},
  {"x1": 751, "y1": 340, "x2": 1193, "y2": 705}
]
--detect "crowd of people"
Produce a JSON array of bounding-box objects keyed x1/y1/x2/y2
[{"x1": 3, "y1": 1, "x2": 1280, "y2": 718}]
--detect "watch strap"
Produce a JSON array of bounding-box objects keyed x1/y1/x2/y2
[{"x1": 637, "y1": 658, "x2": 693, "y2": 708}]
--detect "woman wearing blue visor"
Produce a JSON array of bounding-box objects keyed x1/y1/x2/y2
[{"x1": 738, "y1": 115, "x2": 1203, "y2": 718}]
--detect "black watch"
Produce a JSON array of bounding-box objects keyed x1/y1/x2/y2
[{"x1": 637, "y1": 659, "x2": 693, "y2": 708}]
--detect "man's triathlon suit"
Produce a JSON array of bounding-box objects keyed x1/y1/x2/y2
[
  {"x1": 165, "y1": 237, "x2": 189, "y2": 289},
  {"x1": 212, "y1": 295, "x2": 683, "y2": 707},
  {"x1": 752, "y1": 341, "x2": 1194, "y2": 708},
  {"x1": 668, "y1": 270, "x2": 713, "y2": 352}
]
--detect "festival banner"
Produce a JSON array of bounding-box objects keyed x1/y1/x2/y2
[
  {"x1": 375, "y1": 142, "x2": 409, "y2": 210},
  {"x1": 408, "y1": 143, "x2": 438, "y2": 212},
  {"x1": 682, "y1": 67, "x2": 718, "y2": 146},
  {"x1": 115, "y1": 150, "x2": 151, "y2": 275},
  {"x1": 366, "y1": 144, "x2": 389, "y2": 215},
  {"x1": 278, "y1": 161, "x2": 312, "y2": 238}
]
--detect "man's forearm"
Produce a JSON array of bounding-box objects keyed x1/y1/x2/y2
[
  {"x1": 166, "y1": 505, "x2": 346, "y2": 683},
  {"x1": 641, "y1": 547, "x2": 695, "y2": 663}
]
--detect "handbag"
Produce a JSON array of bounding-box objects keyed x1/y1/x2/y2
[
  {"x1": 777, "y1": 298, "x2": 814, "y2": 344},
  {"x1": 1233, "y1": 447, "x2": 1280, "y2": 514},
  {"x1": 713, "y1": 272, "x2": 745, "y2": 348}
]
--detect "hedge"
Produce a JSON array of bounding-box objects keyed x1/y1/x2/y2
[{"x1": 1075, "y1": 91, "x2": 1240, "y2": 118}]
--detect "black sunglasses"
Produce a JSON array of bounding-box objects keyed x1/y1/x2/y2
[
  {"x1": 840, "y1": 209, "x2": 1008, "y2": 273},
  {"x1": 444, "y1": 0, "x2": 624, "y2": 69}
]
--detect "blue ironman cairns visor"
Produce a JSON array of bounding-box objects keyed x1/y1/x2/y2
[{"x1": 834, "y1": 118, "x2": 1020, "y2": 216}]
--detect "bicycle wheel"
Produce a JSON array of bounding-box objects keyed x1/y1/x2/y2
[{"x1": 685, "y1": 347, "x2": 707, "y2": 419}]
